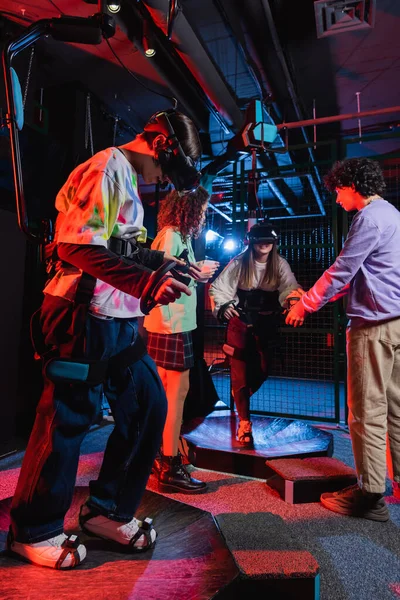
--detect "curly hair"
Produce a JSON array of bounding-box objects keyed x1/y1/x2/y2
[
  {"x1": 157, "y1": 185, "x2": 209, "y2": 241},
  {"x1": 324, "y1": 158, "x2": 386, "y2": 197}
]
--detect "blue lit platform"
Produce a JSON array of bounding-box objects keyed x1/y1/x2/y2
[{"x1": 182, "y1": 410, "x2": 333, "y2": 479}]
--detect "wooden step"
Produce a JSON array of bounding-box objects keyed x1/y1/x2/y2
[{"x1": 265, "y1": 457, "x2": 357, "y2": 503}]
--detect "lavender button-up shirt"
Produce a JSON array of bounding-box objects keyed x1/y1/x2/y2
[{"x1": 301, "y1": 199, "x2": 400, "y2": 327}]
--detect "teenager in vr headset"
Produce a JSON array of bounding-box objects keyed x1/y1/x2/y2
[
  {"x1": 209, "y1": 222, "x2": 303, "y2": 446},
  {"x1": 8, "y1": 110, "x2": 202, "y2": 569}
]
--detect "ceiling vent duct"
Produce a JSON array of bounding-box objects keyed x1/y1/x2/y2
[{"x1": 314, "y1": 0, "x2": 376, "y2": 38}]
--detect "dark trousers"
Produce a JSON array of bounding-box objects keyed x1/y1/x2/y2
[
  {"x1": 230, "y1": 313, "x2": 280, "y2": 421},
  {"x1": 10, "y1": 303, "x2": 167, "y2": 543},
  {"x1": 230, "y1": 346, "x2": 269, "y2": 421}
]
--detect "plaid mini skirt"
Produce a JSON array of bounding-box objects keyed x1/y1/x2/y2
[{"x1": 146, "y1": 331, "x2": 194, "y2": 371}]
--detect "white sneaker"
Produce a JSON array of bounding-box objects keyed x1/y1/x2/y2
[
  {"x1": 7, "y1": 530, "x2": 86, "y2": 569},
  {"x1": 79, "y1": 505, "x2": 157, "y2": 551}
]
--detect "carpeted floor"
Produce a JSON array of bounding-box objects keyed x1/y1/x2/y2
[{"x1": 0, "y1": 421, "x2": 399, "y2": 600}]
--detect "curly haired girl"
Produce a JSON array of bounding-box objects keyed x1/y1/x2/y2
[{"x1": 144, "y1": 185, "x2": 219, "y2": 493}]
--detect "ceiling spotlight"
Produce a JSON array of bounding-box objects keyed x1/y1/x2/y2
[
  {"x1": 142, "y1": 19, "x2": 156, "y2": 58},
  {"x1": 143, "y1": 43, "x2": 156, "y2": 58},
  {"x1": 142, "y1": 29, "x2": 156, "y2": 57},
  {"x1": 107, "y1": 2, "x2": 121, "y2": 13}
]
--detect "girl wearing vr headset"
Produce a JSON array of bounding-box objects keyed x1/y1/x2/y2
[
  {"x1": 8, "y1": 110, "x2": 202, "y2": 569},
  {"x1": 209, "y1": 222, "x2": 303, "y2": 446},
  {"x1": 144, "y1": 186, "x2": 219, "y2": 493}
]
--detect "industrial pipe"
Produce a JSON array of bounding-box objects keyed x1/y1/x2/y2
[{"x1": 277, "y1": 106, "x2": 400, "y2": 130}]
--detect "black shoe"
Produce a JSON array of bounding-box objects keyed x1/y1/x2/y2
[
  {"x1": 320, "y1": 484, "x2": 389, "y2": 522},
  {"x1": 158, "y1": 453, "x2": 207, "y2": 494},
  {"x1": 151, "y1": 449, "x2": 162, "y2": 475}
]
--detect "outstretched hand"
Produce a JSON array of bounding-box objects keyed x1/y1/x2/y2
[
  {"x1": 153, "y1": 276, "x2": 192, "y2": 305},
  {"x1": 224, "y1": 305, "x2": 240, "y2": 320},
  {"x1": 285, "y1": 298, "x2": 308, "y2": 327},
  {"x1": 189, "y1": 260, "x2": 220, "y2": 282},
  {"x1": 290, "y1": 287, "x2": 305, "y2": 299},
  {"x1": 163, "y1": 253, "x2": 186, "y2": 268},
  {"x1": 187, "y1": 262, "x2": 202, "y2": 279}
]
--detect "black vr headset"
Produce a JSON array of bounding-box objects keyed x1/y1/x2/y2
[
  {"x1": 245, "y1": 222, "x2": 279, "y2": 245},
  {"x1": 144, "y1": 110, "x2": 201, "y2": 192}
]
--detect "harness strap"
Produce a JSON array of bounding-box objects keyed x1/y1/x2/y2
[
  {"x1": 108, "y1": 236, "x2": 137, "y2": 257},
  {"x1": 44, "y1": 335, "x2": 147, "y2": 385},
  {"x1": 75, "y1": 271, "x2": 97, "y2": 305},
  {"x1": 109, "y1": 334, "x2": 147, "y2": 373},
  {"x1": 36, "y1": 238, "x2": 146, "y2": 385}
]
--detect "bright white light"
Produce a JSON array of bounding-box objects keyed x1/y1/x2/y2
[
  {"x1": 223, "y1": 239, "x2": 236, "y2": 251},
  {"x1": 144, "y1": 47, "x2": 156, "y2": 58},
  {"x1": 206, "y1": 229, "x2": 221, "y2": 242},
  {"x1": 107, "y1": 2, "x2": 121, "y2": 13}
]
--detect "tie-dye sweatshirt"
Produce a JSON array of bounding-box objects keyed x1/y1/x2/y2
[{"x1": 45, "y1": 147, "x2": 157, "y2": 317}]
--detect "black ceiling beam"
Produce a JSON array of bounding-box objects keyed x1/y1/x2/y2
[
  {"x1": 212, "y1": 0, "x2": 281, "y2": 121},
  {"x1": 117, "y1": 1, "x2": 228, "y2": 132}
]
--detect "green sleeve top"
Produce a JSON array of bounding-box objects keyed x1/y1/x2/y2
[{"x1": 143, "y1": 227, "x2": 197, "y2": 333}]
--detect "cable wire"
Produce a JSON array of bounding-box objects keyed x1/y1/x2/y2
[
  {"x1": 48, "y1": 0, "x2": 64, "y2": 14},
  {"x1": 105, "y1": 37, "x2": 177, "y2": 106}
]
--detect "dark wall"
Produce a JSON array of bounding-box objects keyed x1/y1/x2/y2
[
  {"x1": 0, "y1": 209, "x2": 26, "y2": 455},
  {"x1": 0, "y1": 79, "x2": 124, "y2": 438}
]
